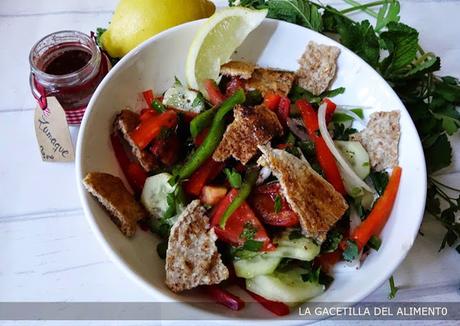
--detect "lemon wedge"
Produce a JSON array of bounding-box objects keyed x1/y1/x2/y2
[
  {"x1": 185, "y1": 7, "x2": 268, "y2": 95},
  {"x1": 101, "y1": 0, "x2": 215, "y2": 58}
]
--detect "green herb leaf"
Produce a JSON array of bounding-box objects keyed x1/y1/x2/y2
[
  {"x1": 266, "y1": 0, "x2": 323, "y2": 32},
  {"x1": 375, "y1": 1, "x2": 400, "y2": 32},
  {"x1": 224, "y1": 168, "x2": 243, "y2": 188},
  {"x1": 240, "y1": 221, "x2": 257, "y2": 241},
  {"x1": 274, "y1": 195, "x2": 282, "y2": 213},
  {"x1": 156, "y1": 241, "x2": 168, "y2": 259},
  {"x1": 152, "y1": 100, "x2": 166, "y2": 113},
  {"x1": 369, "y1": 170, "x2": 389, "y2": 195},
  {"x1": 321, "y1": 229, "x2": 343, "y2": 253},
  {"x1": 332, "y1": 123, "x2": 358, "y2": 141},
  {"x1": 336, "y1": 18, "x2": 381, "y2": 68},
  {"x1": 388, "y1": 275, "x2": 399, "y2": 299},
  {"x1": 289, "y1": 228, "x2": 303, "y2": 240},
  {"x1": 302, "y1": 267, "x2": 321, "y2": 283},
  {"x1": 245, "y1": 90, "x2": 263, "y2": 106},
  {"x1": 192, "y1": 92, "x2": 205, "y2": 108},
  {"x1": 424, "y1": 133, "x2": 452, "y2": 173},
  {"x1": 342, "y1": 239, "x2": 359, "y2": 262},
  {"x1": 243, "y1": 239, "x2": 264, "y2": 252},
  {"x1": 95, "y1": 28, "x2": 107, "y2": 48},
  {"x1": 380, "y1": 22, "x2": 419, "y2": 77}
]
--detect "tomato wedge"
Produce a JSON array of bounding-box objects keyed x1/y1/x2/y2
[
  {"x1": 250, "y1": 183, "x2": 299, "y2": 227},
  {"x1": 129, "y1": 110, "x2": 177, "y2": 150},
  {"x1": 225, "y1": 77, "x2": 245, "y2": 97},
  {"x1": 204, "y1": 79, "x2": 225, "y2": 106},
  {"x1": 211, "y1": 189, "x2": 274, "y2": 251}
]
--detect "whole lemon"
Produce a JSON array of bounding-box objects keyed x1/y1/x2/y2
[{"x1": 101, "y1": 0, "x2": 216, "y2": 58}]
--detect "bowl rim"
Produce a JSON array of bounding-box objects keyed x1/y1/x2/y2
[{"x1": 76, "y1": 17, "x2": 427, "y2": 320}]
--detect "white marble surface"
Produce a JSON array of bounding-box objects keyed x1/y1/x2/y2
[{"x1": 0, "y1": 0, "x2": 459, "y2": 324}]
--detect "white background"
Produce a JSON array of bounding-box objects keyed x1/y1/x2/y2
[{"x1": 0, "y1": 0, "x2": 459, "y2": 325}]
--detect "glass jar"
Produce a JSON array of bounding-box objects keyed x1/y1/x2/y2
[{"x1": 29, "y1": 30, "x2": 110, "y2": 125}]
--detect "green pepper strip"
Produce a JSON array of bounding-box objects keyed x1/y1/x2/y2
[
  {"x1": 190, "y1": 106, "x2": 217, "y2": 138},
  {"x1": 177, "y1": 89, "x2": 246, "y2": 181},
  {"x1": 219, "y1": 167, "x2": 259, "y2": 229}
]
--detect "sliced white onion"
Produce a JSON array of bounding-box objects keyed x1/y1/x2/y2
[
  {"x1": 318, "y1": 103, "x2": 374, "y2": 194},
  {"x1": 286, "y1": 117, "x2": 308, "y2": 141},
  {"x1": 256, "y1": 166, "x2": 272, "y2": 185}
]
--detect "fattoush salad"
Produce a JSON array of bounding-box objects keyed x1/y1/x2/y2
[{"x1": 83, "y1": 29, "x2": 402, "y2": 317}]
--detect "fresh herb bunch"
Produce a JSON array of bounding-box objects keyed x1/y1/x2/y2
[{"x1": 230, "y1": 0, "x2": 460, "y2": 254}]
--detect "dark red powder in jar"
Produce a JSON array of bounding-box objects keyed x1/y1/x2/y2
[{"x1": 44, "y1": 49, "x2": 92, "y2": 75}]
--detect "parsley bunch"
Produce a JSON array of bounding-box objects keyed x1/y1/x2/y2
[{"x1": 230, "y1": 0, "x2": 460, "y2": 254}]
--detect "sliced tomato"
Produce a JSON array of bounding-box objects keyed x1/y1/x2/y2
[
  {"x1": 250, "y1": 183, "x2": 299, "y2": 227},
  {"x1": 211, "y1": 189, "x2": 274, "y2": 251},
  {"x1": 263, "y1": 92, "x2": 281, "y2": 111},
  {"x1": 225, "y1": 77, "x2": 245, "y2": 97}
]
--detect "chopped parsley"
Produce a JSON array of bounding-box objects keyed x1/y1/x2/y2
[
  {"x1": 274, "y1": 195, "x2": 282, "y2": 213},
  {"x1": 240, "y1": 222, "x2": 257, "y2": 241},
  {"x1": 369, "y1": 170, "x2": 389, "y2": 196},
  {"x1": 152, "y1": 99, "x2": 166, "y2": 113},
  {"x1": 321, "y1": 229, "x2": 343, "y2": 253},
  {"x1": 289, "y1": 228, "x2": 303, "y2": 240},
  {"x1": 388, "y1": 275, "x2": 399, "y2": 299}
]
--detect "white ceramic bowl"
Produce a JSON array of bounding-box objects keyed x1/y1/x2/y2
[{"x1": 76, "y1": 19, "x2": 427, "y2": 320}]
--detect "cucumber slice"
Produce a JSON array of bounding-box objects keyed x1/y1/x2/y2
[
  {"x1": 246, "y1": 267, "x2": 325, "y2": 304},
  {"x1": 234, "y1": 253, "x2": 281, "y2": 279},
  {"x1": 272, "y1": 230, "x2": 320, "y2": 261},
  {"x1": 334, "y1": 140, "x2": 370, "y2": 179},
  {"x1": 163, "y1": 82, "x2": 204, "y2": 113}
]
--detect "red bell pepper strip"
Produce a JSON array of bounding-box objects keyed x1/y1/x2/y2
[
  {"x1": 142, "y1": 89, "x2": 155, "y2": 107},
  {"x1": 250, "y1": 183, "x2": 299, "y2": 227},
  {"x1": 183, "y1": 158, "x2": 224, "y2": 196},
  {"x1": 263, "y1": 92, "x2": 281, "y2": 111},
  {"x1": 315, "y1": 137, "x2": 347, "y2": 195},
  {"x1": 351, "y1": 166, "x2": 402, "y2": 250},
  {"x1": 276, "y1": 96, "x2": 291, "y2": 127},
  {"x1": 296, "y1": 99, "x2": 346, "y2": 195},
  {"x1": 129, "y1": 110, "x2": 177, "y2": 150},
  {"x1": 246, "y1": 290, "x2": 290, "y2": 316},
  {"x1": 204, "y1": 79, "x2": 225, "y2": 106},
  {"x1": 205, "y1": 285, "x2": 245, "y2": 311},
  {"x1": 225, "y1": 77, "x2": 245, "y2": 97},
  {"x1": 322, "y1": 98, "x2": 337, "y2": 123},
  {"x1": 110, "y1": 133, "x2": 147, "y2": 195},
  {"x1": 140, "y1": 108, "x2": 158, "y2": 122},
  {"x1": 211, "y1": 189, "x2": 274, "y2": 251}
]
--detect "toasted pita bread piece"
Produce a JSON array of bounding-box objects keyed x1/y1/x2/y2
[
  {"x1": 165, "y1": 200, "x2": 229, "y2": 293},
  {"x1": 350, "y1": 111, "x2": 400, "y2": 171},
  {"x1": 113, "y1": 110, "x2": 157, "y2": 172},
  {"x1": 245, "y1": 68, "x2": 296, "y2": 97},
  {"x1": 83, "y1": 172, "x2": 147, "y2": 237},
  {"x1": 220, "y1": 61, "x2": 255, "y2": 80},
  {"x1": 257, "y1": 145, "x2": 348, "y2": 242},
  {"x1": 213, "y1": 104, "x2": 283, "y2": 165},
  {"x1": 297, "y1": 41, "x2": 340, "y2": 96}
]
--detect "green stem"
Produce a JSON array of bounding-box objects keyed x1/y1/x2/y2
[
  {"x1": 430, "y1": 178, "x2": 460, "y2": 193},
  {"x1": 342, "y1": 0, "x2": 378, "y2": 17},
  {"x1": 341, "y1": 0, "x2": 388, "y2": 15}
]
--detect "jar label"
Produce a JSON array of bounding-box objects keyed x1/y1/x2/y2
[{"x1": 34, "y1": 97, "x2": 75, "y2": 162}]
